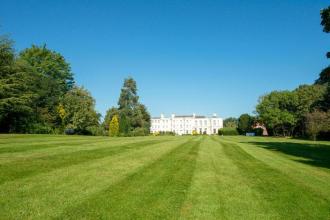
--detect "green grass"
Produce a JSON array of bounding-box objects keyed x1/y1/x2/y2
[{"x1": 0, "y1": 135, "x2": 329, "y2": 219}]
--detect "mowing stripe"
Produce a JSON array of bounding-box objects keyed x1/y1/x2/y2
[
  {"x1": 0, "y1": 139, "x2": 171, "y2": 184},
  {"x1": 0, "y1": 137, "x2": 190, "y2": 219},
  {"x1": 181, "y1": 136, "x2": 268, "y2": 219},
  {"x1": 0, "y1": 138, "x2": 121, "y2": 154},
  {"x1": 0, "y1": 137, "x2": 173, "y2": 163},
  {"x1": 213, "y1": 137, "x2": 330, "y2": 219},
  {"x1": 57, "y1": 137, "x2": 201, "y2": 220}
]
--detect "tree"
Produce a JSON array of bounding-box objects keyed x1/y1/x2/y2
[
  {"x1": 319, "y1": 84, "x2": 330, "y2": 111},
  {"x1": 315, "y1": 66, "x2": 330, "y2": 84},
  {"x1": 321, "y1": 6, "x2": 330, "y2": 59},
  {"x1": 223, "y1": 117, "x2": 238, "y2": 128},
  {"x1": 104, "y1": 77, "x2": 151, "y2": 136},
  {"x1": 237, "y1": 114, "x2": 253, "y2": 134},
  {"x1": 305, "y1": 110, "x2": 330, "y2": 141},
  {"x1": 61, "y1": 86, "x2": 99, "y2": 134},
  {"x1": 103, "y1": 107, "x2": 119, "y2": 130},
  {"x1": 18, "y1": 45, "x2": 74, "y2": 128},
  {"x1": 0, "y1": 36, "x2": 38, "y2": 132},
  {"x1": 321, "y1": 6, "x2": 330, "y2": 32},
  {"x1": 109, "y1": 115, "x2": 119, "y2": 137},
  {"x1": 256, "y1": 91, "x2": 298, "y2": 136}
]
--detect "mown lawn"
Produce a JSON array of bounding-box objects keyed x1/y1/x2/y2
[{"x1": 0, "y1": 134, "x2": 329, "y2": 219}]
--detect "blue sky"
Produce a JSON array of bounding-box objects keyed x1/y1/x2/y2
[{"x1": 1, "y1": 0, "x2": 330, "y2": 118}]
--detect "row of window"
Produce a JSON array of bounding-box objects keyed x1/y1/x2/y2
[{"x1": 152, "y1": 119, "x2": 221, "y2": 126}]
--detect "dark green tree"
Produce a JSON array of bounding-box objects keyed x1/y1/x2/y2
[
  {"x1": 18, "y1": 45, "x2": 74, "y2": 129},
  {"x1": 104, "y1": 77, "x2": 150, "y2": 136},
  {"x1": 315, "y1": 66, "x2": 330, "y2": 84},
  {"x1": 0, "y1": 36, "x2": 38, "y2": 132},
  {"x1": 237, "y1": 114, "x2": 253, "y2": 135}
]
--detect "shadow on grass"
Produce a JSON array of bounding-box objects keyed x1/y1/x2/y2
[{"x1": 247, "y1": 141, "x2": 330, "y2": 169}]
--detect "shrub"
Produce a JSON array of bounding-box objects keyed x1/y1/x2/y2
[
  {"x1": 218, "y1": 127, "x2": 239, "y2": 136},
  {"x1": 161, "y1": 131, "x2": 175, "y2": 136},
  {"x1": 253, "y1": 128, "x2": 264, "y2": 136},
  {"x1": 28, "y1": 123, "x2": 53, "y2": 134},
  {"x1": 130, "y1": 127, "x2": 148, "y2": 136},
  {"x1": 87, "y1": 126, "x2": 106, "y2": 136}
]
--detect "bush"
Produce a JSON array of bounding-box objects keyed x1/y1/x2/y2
[
  {"x1": 218, "y1": 128, "x2": 239, "y2": 136},
  {"x1": 87, "y1": 126, "x2": 106, "y2": 136},
  {"x1": 153, "y1": 131, "x2": 175, "y2": 136},
  {"x1": 28, "y1": 123, "x2": 53, "y2": 134},
  {"x1": 130, "y1": 127, "x2": 148, "y2": 136},
  {"x1": 253, "y1": 128, "x2": 264, "y2": 136}
]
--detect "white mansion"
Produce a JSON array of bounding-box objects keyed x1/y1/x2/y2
[{"x1": 151, "y1": 113, "x2": 223, "y2": 135}]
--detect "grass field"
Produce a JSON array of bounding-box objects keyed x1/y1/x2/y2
[{"x1": 0, "y1": 135, "x2": 330, "y2": 219}]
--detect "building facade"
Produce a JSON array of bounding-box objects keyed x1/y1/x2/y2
[{"x1": 151, "y1": 113, "x2": 223, "y2": 135}]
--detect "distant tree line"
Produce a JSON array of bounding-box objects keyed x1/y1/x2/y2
[
  {"x1": 0, "y1": 35, "x2": 150, "y2": 136},
  {"x1": 222, "y1": 7, "x2": 330, "y2": 140}
]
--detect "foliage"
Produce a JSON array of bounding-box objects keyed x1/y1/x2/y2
[
  {"x1": 321, "y1": 6, "x2": 330, "y2": 33},
  {"x1": 18, "y1": 45, "x2": 74, "y2": 129},
  {"x1": 305, "y1": 110, "x2": 330, "y2": 141},
  {"x1": 237, "y1": 114, "x2": 254, "y2": 135},
  {"x1": 104, "y1": 77, "x2": 151, "y2": 136},
  {"x1": 0, "y1": 36, "x2": 38, "y2": 132},
  {"x1": 315, "y1": 66, "x2": 330, "y2": 84},
  {"x1": 61, "y1": 86, "x2": 100, "y2": 134},
  {"x1": 253, "y1": 128, "x2": 264, "y2": 136},
  {"x1": 223, "y1": 117, "x2": 238, "y2": 128},
  {"x1": 155, "y1": 131, "x2": 175, "y2": 136},
  {"x1": 109, "y1": 115, "x2": 119, "y2": 137},
  {"x1": 218, "y1": 127, "x2": 239, "y2": 136},
  {"x1": 256, "y1": 91, "x2": 298, "y2": 136},
  {"x1": 192, "y1": 130, "x2": 198, "y2": 135},
  {"x1": 86, "y1": 125, "x2": 106, "y2": 136},
  {"x1": 103, "y1": 107, "x2": 119, "y2": 130}
]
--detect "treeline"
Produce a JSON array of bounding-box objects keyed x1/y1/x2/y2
[
  {"x1": 256, "y1": 7, "x2": 330, "y2": 140},
  {"x1": 222, "y1": 7, "x2": 330, "y2": 140},
  {"x1": 0, "y1": 35, "x2": 150, "y2": 136}
]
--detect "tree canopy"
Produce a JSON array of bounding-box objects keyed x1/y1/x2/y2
[{"x1": 105, "y1": 77, "x2": 151, "y2": 136}]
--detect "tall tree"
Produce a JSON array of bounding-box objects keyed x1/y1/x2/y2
[
  {"x1": 0, "y1": 36, "x2": 38, "y2": 132},
  {"x1": 104, "y1": 77, "x2": 150, "y2": 136},
  {"x1": 321, "y1": 6, "x2": 330, "y2": 60},
  {"x1": 18, "y1": 45, "x2": 74, "y2": 128}
]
